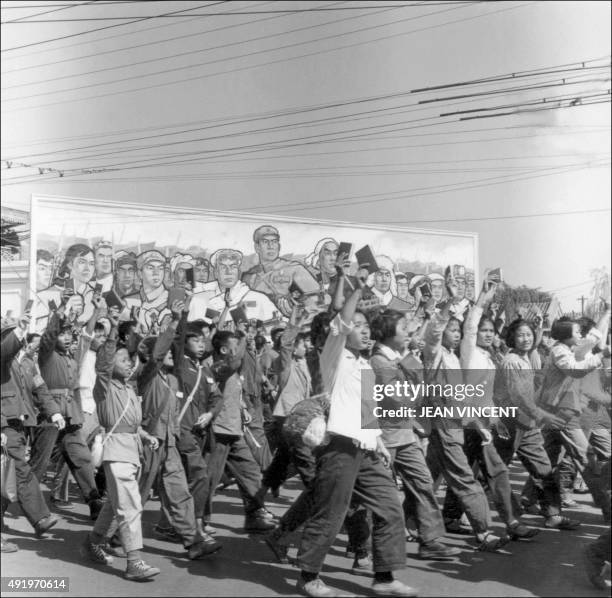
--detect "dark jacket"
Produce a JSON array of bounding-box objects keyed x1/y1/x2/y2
[
  {"x1": 1, "y1": 329, "x2": 26, "y2": 428},
  {"x1": 38, "y1": 311, "x2": 83, "y2": 425}
]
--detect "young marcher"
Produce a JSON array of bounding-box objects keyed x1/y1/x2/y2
[
  {"x1": 369, "y1": 309, "x2": 461, "y2": 561},
  {"x1": 137, "y1": 298, "x2": 221, "y2": 558},
  {"x1": 83, "y1": 308, "x2": 160, "y2": 581},
  {"x1": 38, "y1": 303, "x2": 102, "y2": 519},
  {"x1": 1, "y1": 311, "x2": 60, "y2": 546},
  {"x1": 294, "y1": 274, "x2": 416, "y2": 598},
  {"x1": 422, "y1": 276, "x2": 508, "y2": 551},
  {"x1": 203, "y1": 330, "x2": 275, "y2": 533},
  {"x1": 495, "y1": 318, "x2": 580, "y2": 530},
  {"x1": 441, "y1": 278, "x2": 539, "y2": 541}
]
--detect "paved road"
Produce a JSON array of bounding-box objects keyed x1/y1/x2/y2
[{"x1": 1, "y1": 462, "x2": 610, "y2": 597}]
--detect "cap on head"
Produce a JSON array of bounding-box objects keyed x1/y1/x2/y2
[
  {"x1": 137, "y1": 250, "x2": 166, "y2": 270},
  {"x1": 428, "y1": 273, "x2": 444, "y2": 283},
  {"x1": 115, "y1": 251, "x2": 138, "y2": 269},
  {"x1": 210, "y1": 248, "x2": 243, "y2": 269},
  {"x1": 253, "y1": 225, "x2": 280, "y2": 243},
  {"x1": 94, "y1": 240, "x2": 113, "y2": 252}
]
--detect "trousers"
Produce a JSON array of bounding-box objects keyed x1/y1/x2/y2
[
  {"x1": 443, "y1": 428, "x2": 517, "y2": 526},
  {"x1": 426, "y1": 425, "x2": 490, "y2": 534},
  {"x1": 388, "y1": 442, "x2": 445, "y2": 543},
  {"x1": 93, "y1": 461, "x2": 142, "y2": 553},
  {"x1": 139, "y1": 441, "x2": 197, "y2": 547},
  {"x1": 297, "y1": 435, "x2": 406, "y2": 574},
  {"x1": 1, "y1": 425, "x2": 50, "y2": 529}
]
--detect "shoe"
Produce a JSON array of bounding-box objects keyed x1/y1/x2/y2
[
  {"x1": 418, "y1": 541, "x2": 461, "y2": 560},
  {"x1": 519, "y1": 497, "x2": 543, "y2": 516},
  {"x1": 476, "y1": 532, "x2": 510, "y2": 552},
  {"x1": 50, "y1": 496, "x2": 74, "y2": 510},
  {"x1": 265, "y1": 530, "x2": 289, "y2": 564},
  {"x1": 88, "y1": 499, "x2": 104, "y2": 521},
  {"x1": 544, "y1": 516, "x2": 581, "y2": 530},
  {"x1": 1, "y1": 535, "x2": 18, "y2": 553},
  {"x1": 82, "y1": 537, "x2": 113, "y2": 565},
  {"x1": 573, "y1": 476, "x2": 589, "y2": 494},
  {"x1": 34, "y1": 514, "x2": 60, "y2": 538},
  {"x1": 104, "y1": 541, "x2": 127, "y2": 558},
  {"x1": 351, "y1": 555, "x2": 372, "y2": 576},
  {"x1": 371, "y1": 579, "x2": 419, "y2": 596},
  {"x1": 345, "y1": 544, "x2": 355, "y2": 560},
  {"x1": 244, "y1": 513, "x2": 276, "y2": 533},
  {"x1": 124, "y1": 559, "x2": 160, "y2": 581},
  {"x1": 154, "y1": 525, "x2": 182, "y2": 543},
  {"x1": 561, "y1": 497, "x2": 580, "y2": 509},
  {"x1": 507, "y1": 522, "x2": 540, "y2": 541},
  {"x1": 203, "y1": 524, "x2": 217, "y2": 536},
  {"x1": 188, "y1": 534, "x2": 222, "y2": 559},
  {"x1": 296, "y1": 577, "x2": 338, "y2": 597},
  {"x1": 584, "y1": 544, "x2": 609, "y2": 590},
  {"x1": 444, "y1": 518, "x2": 472, "y2": 535},
  {"x1": 271, "y1": 487, "x2": 280, "y2": 499},
  {"x1": 258, "y1": 507, "x2": 276, "y2": 521}
]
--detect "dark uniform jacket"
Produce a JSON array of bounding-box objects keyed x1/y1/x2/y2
[
  {"x1": 1, "y1": 328, "x2": 26, "y2": 427},
  {"x1": 10, "y1": 354, "x2": 59, "y2": 427},
  {"x1": 38, "y1": 312, "x2": 83, "y2": 426}
]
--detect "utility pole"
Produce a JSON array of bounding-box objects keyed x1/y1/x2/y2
[{"x1": 577, "y1": 295, "x2": 587, "y2": 315}]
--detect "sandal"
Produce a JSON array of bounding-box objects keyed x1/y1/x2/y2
[{"x1": 476, "y1": 532, "x2": 510, "y2": 552}]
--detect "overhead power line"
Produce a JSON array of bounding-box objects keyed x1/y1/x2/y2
[
  {"x1": 0, "y1": 1, "x2": 229, "y2": 53},
  {"x1": 0, "y1": 1, "x2": 483, "y2": 22},
  {"x1": 0, "y1": 1, "x2": 533, "y2": 111}
]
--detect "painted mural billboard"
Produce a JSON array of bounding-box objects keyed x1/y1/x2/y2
[{"x1": 30, "y1": 195, "x2": 479, "y2": 333}]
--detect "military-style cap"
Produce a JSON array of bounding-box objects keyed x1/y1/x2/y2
[
  {"x1": 94, "y1": 239, "x2": 113, "y2": 251},
  {"x1": 428, "y1": 272, "x2": 444, "y2": 282},
  {"x1": 137, "y1": 250, "x2": 166, "y2": 270},
  {"x1": 210, "y1": 248, "x2": 243, "y2": 269},
  {"x1": 253, "y1": 225, "x2": 280, "y2": 243},
  {"x1": 115, "y1": 251, "x2": 137, "y2": 269}
]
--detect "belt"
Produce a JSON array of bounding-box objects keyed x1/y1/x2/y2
[
  {"x1": 48, "y1": 388, "x2": 75, "y2": 397},
  {"x1": 107, "y1": 424, "x2": 139, "y2": 434}
]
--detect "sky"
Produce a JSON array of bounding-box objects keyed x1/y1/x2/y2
[{"x1": 1, "y1": 0, "x2": 610, "y2": 312}]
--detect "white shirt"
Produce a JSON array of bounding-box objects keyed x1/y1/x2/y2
[
  {"x1": 371, "y1": 287, "x2": 393, "y2": 307},
  {"x1": 321, "y1": 314, "x2": 380, "y2": 450},
  {"x1": 189, "y1": 280, "x2": 277, "y2": 322}
]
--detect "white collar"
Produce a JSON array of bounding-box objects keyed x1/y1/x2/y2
[
  {"x1": 371, "y1": 287, "x2": 393, "y2": 305},
  {"x1": 376, "y1": 343, "x2": 403, "y2": 361}
]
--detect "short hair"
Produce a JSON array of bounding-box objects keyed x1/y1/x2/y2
[
  {"x1": 369, "y1": 309, "x2": 406, "y2": 343},
  {"x1": 505, "y1": 318, "x2": 536, "y2": 350},
  {"x1": 37, "y1": 249, "x2": 54, "y2": 263},
  {"x1": 310, "y1": 312, "x2": 333, "y2": 348},
  {"x1": 294, "y1": 332, "x2": 308, "y2": 348},
  {"x1": 185, "y1": 322, "x2": 205, "y2": 341},
  {"x1": 26, "y1": 332, "x2": 41, "y2": 344},
  {"x1": 478, "y1": 315, "x2": 495, "y2": 330},
  {"x1": 576, "y1": 316, "x2": 597, "y2": 338},
  {"x1": 212, "y1": 330, "x2": 236, "y2": 355},
  {"x1": 254, "y1": 335, "x2": 267, "y2": 352},
  {"x1": 118, "y1": 320, "x2": 136, "y2": 341},
  {"x1": 551, "y1": 316, "x2": 576, "y2": 342},
  {"x1": 445, "y1": 316, "x2": 462, "y2": 334},
  {"x1": 137, "y1": 336, "x2": 157, "y2": 363}
]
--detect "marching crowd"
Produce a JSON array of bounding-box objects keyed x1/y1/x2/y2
[{"x1": 1, "y1": 253, "x2": 611, "y2": 597}]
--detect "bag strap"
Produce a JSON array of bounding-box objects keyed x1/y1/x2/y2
[
  {"x1": 101, "y1": 394, "x2": 132, "y2": 446},
  {"x1": 178, "y1": 365, "x2": 203, "y2": 424}
]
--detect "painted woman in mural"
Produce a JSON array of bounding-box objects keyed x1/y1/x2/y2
[{"x1": 35, "y1": 243, "x2": 96, "y2": 329}]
